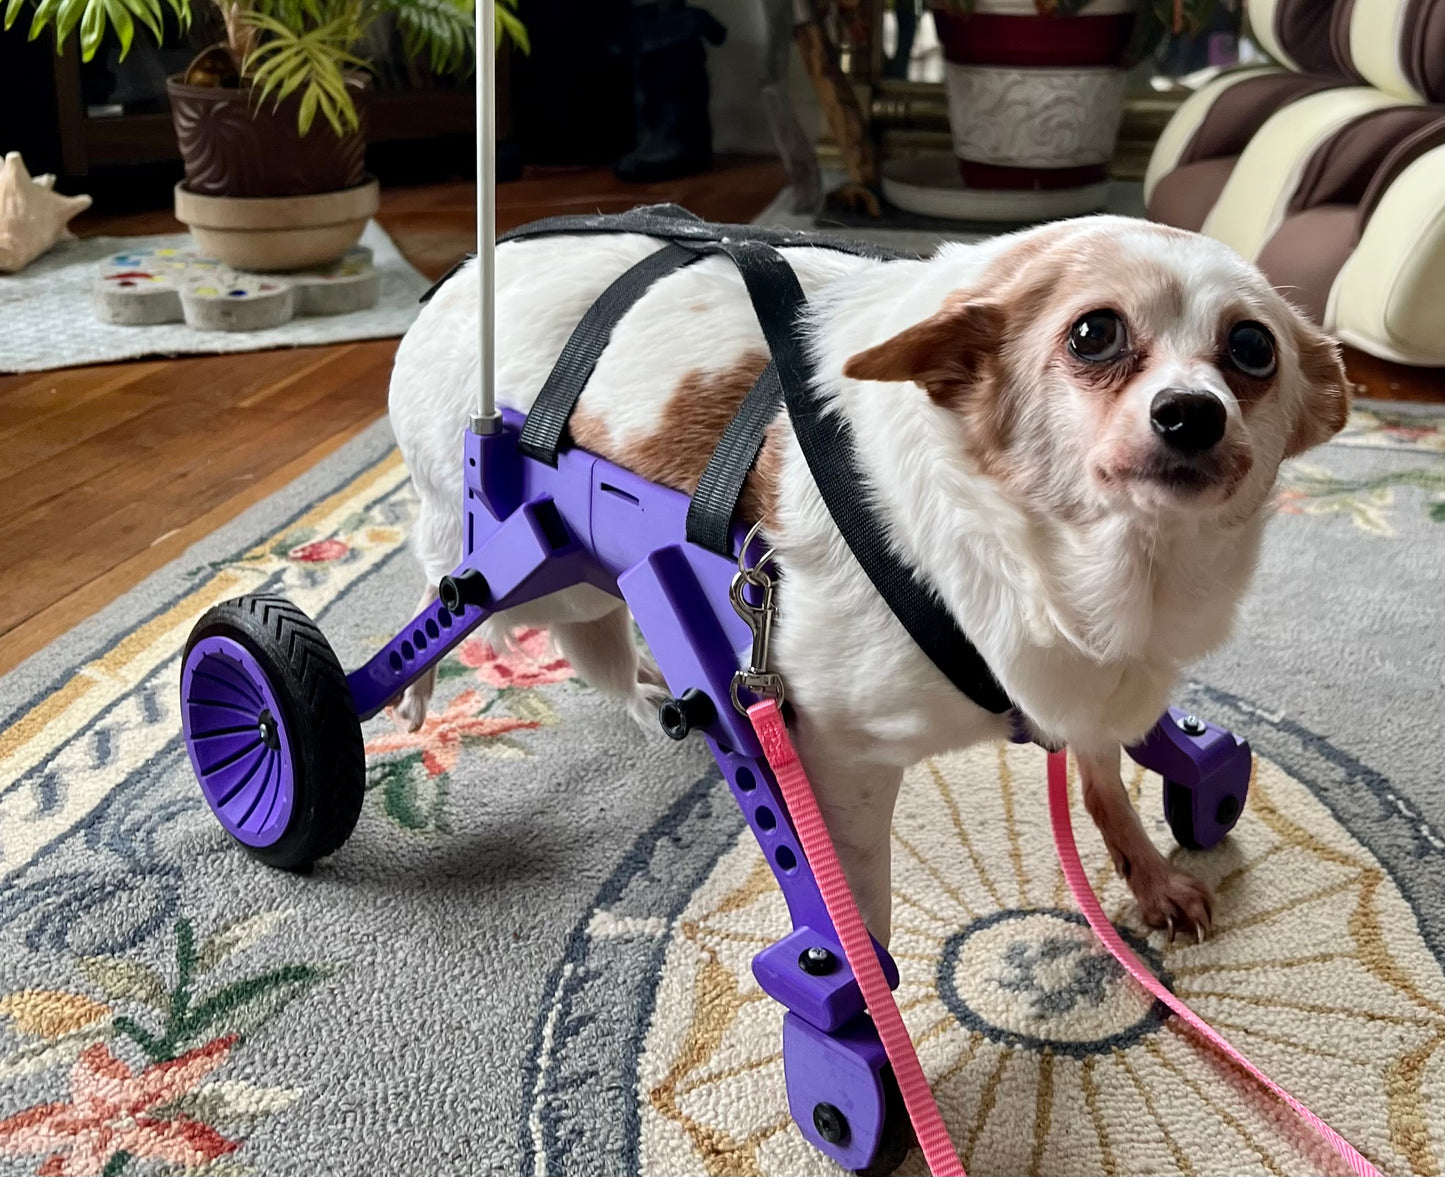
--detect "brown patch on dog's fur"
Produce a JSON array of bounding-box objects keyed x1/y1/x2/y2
[
  {"x1": 571, "y1": 350, "x2": 783, "y2": 532},
  {"x1": 1284, "y1": 322, "x2": 1352, "y2": 458}
]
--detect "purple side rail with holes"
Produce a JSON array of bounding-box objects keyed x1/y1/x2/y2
[{"x1": 343, "y1": 412, "x2": 1252, "y2": 1171}]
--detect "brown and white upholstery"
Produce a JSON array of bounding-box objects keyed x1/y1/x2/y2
[{"x1": 1145, "y1": 0, "x2": 1445, "y2": 364}]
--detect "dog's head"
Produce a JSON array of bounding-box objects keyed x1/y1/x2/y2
[{"x1": 842, "y1": 218, "x2": 1351, "y2": 523}]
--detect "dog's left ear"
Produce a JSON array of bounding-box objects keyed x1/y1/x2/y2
[
  {"x1": 1284, "y1": 319, "x2": 1352, "y2": 459},
  {"x1": 842, "y1": 298, "x2": 1005, "y2": 407}
]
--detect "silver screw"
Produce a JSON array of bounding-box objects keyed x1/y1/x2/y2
[{"x1": 1178, "y1": 714, "x2": 1206, "y2": 736}]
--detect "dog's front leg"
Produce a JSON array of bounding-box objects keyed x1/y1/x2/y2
[
  {"x1": 794, "y1": 734, "x2": 904, "y2": 947},
  {"x1": 1078, "y1": 744, "x2": 1213, "y2": 940}
]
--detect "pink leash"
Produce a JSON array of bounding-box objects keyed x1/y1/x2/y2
[
  {"x1": 747, "y1": 699, "x2": 1379, "y2": 1177},
  {"x1": 749, "y1": 700, "x2": 966, "y2": 1176},
  {"x1": 1045, "y1": 748, "x2": 1380, "y2": 1177}
]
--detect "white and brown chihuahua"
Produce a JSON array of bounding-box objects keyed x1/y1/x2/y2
[{"x1": 386, "y1": 215, "x2": 1351, "y2": 945}]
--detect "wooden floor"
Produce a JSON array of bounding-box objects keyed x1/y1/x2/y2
[
  {"x1": 0, "y1": 157, "x2": 787, "y2": 675},
  {"x1": 1, "y1": 153, "x2": 1441, "y2": 676}
]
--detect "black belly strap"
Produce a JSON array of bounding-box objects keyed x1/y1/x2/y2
[{"x1": 421, "y1": 205, "x2": 1013, "y2": 716}]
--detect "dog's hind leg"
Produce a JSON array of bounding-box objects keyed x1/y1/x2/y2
[
  {"x1": 389, "y1": 584, "x2": 441, "y2": 732},
  {"x1": 550, "y1": 606, "x2": 668, "y2": 735}
]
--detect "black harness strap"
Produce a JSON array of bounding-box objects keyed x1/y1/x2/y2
[
  {"x1": 715, "y1": 240, "x2": 1015, "y2": 715},
  {"x1": 497, "y1": 204, "x2": 904, "y2": 261},
  {"x1": 418, "y1": 203, "x2": 903, "y2": 305},
  {"x1": 685, "y1": 361, "x2": 782, "y2": 553},
  {"x1": 517, "y1": 241, "x2": 698, "y2": 466}
]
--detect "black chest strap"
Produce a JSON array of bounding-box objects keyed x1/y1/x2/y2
[{"x1": 718, "y1": 240, "x2": 1014, "y2": 716}]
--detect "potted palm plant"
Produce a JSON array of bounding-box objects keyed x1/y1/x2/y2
[
  {"x1": 926, "y1": 0, "x2": 1222, "y2": 214},
  {"x1": 7, "y1": 0, "x2": 525, "y2": 268}
]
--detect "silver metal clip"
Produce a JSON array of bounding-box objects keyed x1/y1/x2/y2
[{"x1": 730, "y1": 522, "x2": 784, "y2": 713}]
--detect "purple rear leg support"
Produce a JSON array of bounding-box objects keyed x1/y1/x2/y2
[{"x1": 346, "y1": 498, "x2": 590, "y2": 721}]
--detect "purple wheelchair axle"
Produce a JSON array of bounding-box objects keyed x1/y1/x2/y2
[{"x1": 341, "y1": 413, "x2": 1251, "y2": 1173}]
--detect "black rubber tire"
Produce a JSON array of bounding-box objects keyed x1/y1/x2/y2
[
  {"x1": 855, "y1": 1066, "x2": 913, "y2": 1177},
  {"x1": 1163, "y1": 779, "x2": 1202, "y2": 851},
  {"x1": 184, "y1": 594, "x2": 365, "y2": 871}
]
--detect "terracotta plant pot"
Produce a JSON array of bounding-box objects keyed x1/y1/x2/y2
[
  {"x1": 932, "y1": 0, "x2": 1135, "y2": 208},
  {"x1": 174, "y1": 177, "x2": 380, "y2": 272}
]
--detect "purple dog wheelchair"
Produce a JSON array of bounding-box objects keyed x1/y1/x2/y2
[{"x1": 177, "y1": 201, "x2": 1253, "y2": 1174}]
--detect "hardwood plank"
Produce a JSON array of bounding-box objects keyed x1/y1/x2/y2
[
  {"x1": 0, "y1": 413, "x2": 382, "y2": 674},
  {"x1": 0, "y1": 349, "x2": 392, "y2": 637}
]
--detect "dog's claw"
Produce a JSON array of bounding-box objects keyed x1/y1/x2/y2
[{"x1": 1134, "y1": 866, "x2": 1213, "y2": 942}]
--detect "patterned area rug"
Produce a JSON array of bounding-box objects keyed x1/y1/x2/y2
[{"x1": 1, "y1": 403, "x2": 1443, "y2": 1177}]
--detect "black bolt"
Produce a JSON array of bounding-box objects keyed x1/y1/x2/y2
[
  {"x1": 1177, "y1": 714, "x2": 1207, "y2": 736},
  {"x1": 798, "y1": 946, "x2": 837, "y2": 976},
  {"x1": 812, "y1": 1102, "x2": 849, "y2": 1145},
  {"x1": 257, "y1": 709, "x2": 280, "y2": 751},
  {"x1": 657, "y1": 688, "x2": 717, "y2": 741},
  {"x1": 1216, "y1": 794, "x2": 1241, "y2": 827},
  {"x1": 438, "y1": 569, "x2": 489, "y2": 615}
]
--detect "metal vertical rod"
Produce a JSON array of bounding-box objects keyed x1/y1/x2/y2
[{"x1": 471, "y1": 0, "x2": 500, "y2": 434}]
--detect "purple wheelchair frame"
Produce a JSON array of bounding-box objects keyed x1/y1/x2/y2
[{"x1": 333, "y1": 412, "x2": 1254, "y2": 1173}]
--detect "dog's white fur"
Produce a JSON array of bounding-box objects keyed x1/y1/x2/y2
[{"x1": 387, "y1": 215, "x2": 1350, "y2": 944}]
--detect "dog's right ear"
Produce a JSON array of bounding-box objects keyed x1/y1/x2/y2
[{"x1": 842, "y1": 298, "x2": 1004, "y2": 408}]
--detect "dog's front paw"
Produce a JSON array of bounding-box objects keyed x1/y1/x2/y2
[{"x1": 1133, "y1": 867, "x2": 1213, "y2": 942}]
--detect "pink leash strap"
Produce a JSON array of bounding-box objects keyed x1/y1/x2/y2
[
  {"x1": 748, "y1": 700, "x2": 967, "y2": 1176},
  {"x1": 1046, "y1": 749, "x2": 1380, "y2": 1177}
]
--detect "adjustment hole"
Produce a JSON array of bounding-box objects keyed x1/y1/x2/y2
[
  {"x1": 412, "y1": 629, "x2": 427, "y2": 651},
  {"x1": 388, "y1": 651, "x2": 403, "y2": 672},
  {"x1": 437, "y1": 609, "x2": 453, "y2": 629},
  {"x1": 735, "y1": 767, "x2": 756, "y2": 793},
  {"x1": 401, "y1": 640, "x2": 414, "y2": 660},
  {"x1": 755, "y1": 806, "x2": 776, "y2": 832},
  {"x1": 425, "y1": 619, "x2": 439, "y2": 640},
  {"x1": 775, "y1": 846, "x2": 797, "y2": 873}
]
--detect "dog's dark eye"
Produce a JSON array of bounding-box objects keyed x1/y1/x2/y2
[
  {"x1": 1227, "y1": 321, "x2": 1276, "y2": 378},
  {"x1": 1068, "y1": 310, "x2": 1126, "y2": 363}
]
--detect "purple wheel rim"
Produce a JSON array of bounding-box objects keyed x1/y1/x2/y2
[{"x1": 181, "y1": 635, "x2": 297, "y2": 848}]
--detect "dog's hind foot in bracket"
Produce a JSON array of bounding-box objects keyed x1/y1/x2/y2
[
  {"x1": 551, "y1": 610, "x2": 671, "y2": 738},
  {"x1": 387, "y1": 585, "x2": 440, "y2": 733}
]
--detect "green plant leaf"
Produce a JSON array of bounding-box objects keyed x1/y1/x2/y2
[
  {"x1": 78, "y1": 0, "x2": 107, "y2": 59},
  {"x1": 77, "y1": 956, "x2": 169, "y2": 1008},
  {"x1": 195, "y1": 910, "x2": 294, "y2": 974},
  {"x1": 4, "y1": 0, "x2": 29, "y2": 33},
  {"x1": 25, "y1": 0, "x2": 61, "y2": 41},
  {"x1": 125, "y1": 0, "x2": 164, "y2": 44},
  {"x1": 103, "y1": 0, "x2": 133, "y2": 55},
  {"x1": 53, "y1": 0, "x2": 88, "y2": 46},
  {"x1": 497, "y1": 2, "x2": 527, "y2": 53}
]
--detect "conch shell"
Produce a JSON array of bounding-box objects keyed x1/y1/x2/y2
[{"x1": 0, "y1": 152, "x2": 92, "y2": 273}]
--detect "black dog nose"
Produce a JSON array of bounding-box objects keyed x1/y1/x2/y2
[{"x1": 1149, "y1": 389, "x2": 1227, "y2": 453}]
